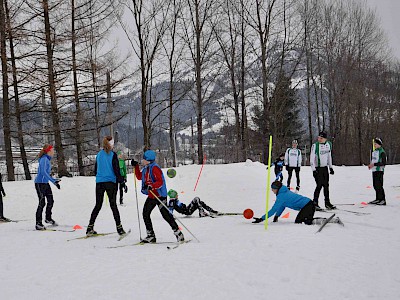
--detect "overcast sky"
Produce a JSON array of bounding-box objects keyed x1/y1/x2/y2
[{"x1": 365, "y1": 0, "x2": 400, "y2": 60}]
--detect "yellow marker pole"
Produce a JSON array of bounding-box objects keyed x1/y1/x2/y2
[
  {"x1": 372, "y1": 139, "x2": 375, "y2": 151},
  {"x1": 265, "y1": 135, "x2": 273, "y2": 230}
]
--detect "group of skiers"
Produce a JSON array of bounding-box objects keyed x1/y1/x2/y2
[
  {"x1": 0, "y1": 132, "x2": 387, "y2": 237},
  {"x1": 253, "y1": 132, "x2": 387, "y2": 225}
]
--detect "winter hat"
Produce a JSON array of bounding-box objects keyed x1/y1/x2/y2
[
  {"x1": 271, "y1": 181, "x2": 283, "y2": 190},
  {"x1": 318, "y1": 131, "x2": 327, "y2": 139},
  {"x1": 374, "y1": 138, "x2": 383, "y2": 146},
  {"x1": 143, "y1": 150, "x2": 156, "y2": 162},
  {"x1": 292, "y1": 139, "x2": 298, "y2": 145},
  {"x1": 167, "y1": 189, "x2": 178, "y2": 198}
]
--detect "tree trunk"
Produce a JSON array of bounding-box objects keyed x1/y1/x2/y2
[
  {"x1": 195, "y1": 1, "x2": 203, "y2": 164},
  {"x1": 4, "y1": 0, "x2": 29, "y2": 179},
  {"x1": 71, "y1": 0, "x2": 84, "y2": 176},
  {"x1": 0, "y1": 0, "x2": 15, "y2": 181},
  {"x1": 42, "y1": 0, "x2": 69, "y2": 177}
]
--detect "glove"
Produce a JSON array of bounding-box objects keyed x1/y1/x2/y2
[
  {"x1": 273, "y1": 215, "x2": 279, "y2": 222},
  {"x1": 124, "y1": 178, "x2": 127, "y2": 183},
  {"x1": 131, "y1": 159, "x2": 138, "y2": 167},
  {"x1": 252, "y1": 217, "x2": 263, "y2": 224},
  {"x1": 313, "y1": 170, "x2": 318, "y2": 178},
  {"x1": 285, "y1": 166, "x2": 289, "y2": 171},
  {"x1": 123, "y1": 185, "x2": 128, "y2": 193},
  {"x1": 329, "y1": 168, "x2": 334, "y2": 175},
  {"x1": 55, "y1": 180, "x2": 61, "y2": 190},
  {"x1": 147, "y1": 185, "x2": 153, "y2": 191}
]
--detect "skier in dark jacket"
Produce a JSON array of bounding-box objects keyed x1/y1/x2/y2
[
  {"x1": 34, "y1": 144, "x2": 61, "y2": 230},
  {"x1": 167, "y1": 189, "x2": 219, "y2": 217},
  {"x1": 86, "y1": 136, "x2": 127, "y2": 236},
  {"x1": 368, "y1": 138, "x2": 387, "y2": 205},
  {"x1": 132, "y1": 150, "x2": 184, "y2": 243},
  {"x1": 252, "y1": 181, "x2": 343, "y2": 226},
  {"x1": 272, "y1": 154, "x2": 285, "y2": 182},
  {"x1": 0, "y1": 173, "x2": 9, "y2": 222}
]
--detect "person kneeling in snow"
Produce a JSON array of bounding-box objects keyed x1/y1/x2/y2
[
  {"x1": 167, "y1": 189, "x2": 219, "y2": 217},
  {"x1": 252, "y1": 181, "x2": 342, "y2": 225}
]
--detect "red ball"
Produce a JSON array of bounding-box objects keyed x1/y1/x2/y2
[{"x1": 243, "y1": 208, "x2": 254, "y2": 219}]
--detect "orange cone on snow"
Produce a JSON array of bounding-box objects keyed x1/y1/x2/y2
[
  {"x1": 73, "y1": 224, "x2": 83, "y2": 230},
  {"x1": 281, "y1": 212, "x2": 290, "y2": 219}
]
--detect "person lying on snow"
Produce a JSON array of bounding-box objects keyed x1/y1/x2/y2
[
  {"x1": 252, "y1": 181, "x2": 343, "y2": 225},
  {"x1": 167, "y1": 189, "x2": 219, "y2": 217}
]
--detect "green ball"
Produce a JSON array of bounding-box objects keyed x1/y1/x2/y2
[{"x1": 167, "y1": 168, "x2": 176, "y2": 178}]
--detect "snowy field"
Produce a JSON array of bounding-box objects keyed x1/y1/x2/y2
[{"x1": 1, "y1": 162, "x2": 400, "y2": 300}]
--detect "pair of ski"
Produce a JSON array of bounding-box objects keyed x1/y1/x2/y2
[
  {"x1": 67, "y1": 229, "x2": 132, "y2": 241},
  {"x1": 316, "y1": 213, "x2": 338, "y2": 233},
  {"x1": 0, "y1": 219, "x2": 29, "y2": 223},
  {"x1": 107, "y1": 239, "x2": 192, "y2": 250},
  {"x1": 317, "y1": 208, "x2": 370, "y2": 216}
]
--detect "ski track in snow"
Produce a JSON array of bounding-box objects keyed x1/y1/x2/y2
[{"x1": 1, "y1": 163, "x2": 400, "y2": 299}]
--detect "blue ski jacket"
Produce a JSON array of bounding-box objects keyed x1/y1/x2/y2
[
  {"x1": 34, "y1": 154, "x2": 56, "y2": 184},
  {"x1": 261, "y1": 186, "x2": 311, "y2": 220},
  {"x1": 95, "y1": 150, "x2": 124, "y2": 183}
]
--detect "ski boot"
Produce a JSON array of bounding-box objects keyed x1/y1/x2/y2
[
  {"x1": 0, "y1": 216, "x2": 11, "y2": 222},
  {"x1": 368, "y1": 199, "x2": 379, "y2": 204},
  {"x1": 141, "y1": 230, "x2": 156, "y2": 243},
  {"x1": 198, "y1": 208, "x2": 209, "y2": 217},
  {"x1": 375, "y1": 200, "x2": 386, "y2": 206},
  {"x1": 35, "y1": 222, "x2": 46, "y2": 231},
  {"x1": 296, "y1": 186, "x2": 300, "y2": 192},
  {"x1": 325, "y1": 201, "x2": 336, "y2": 210},
  {"x1": 86, "y1": 224, "x2": 97, "y2": 236},
  {"x1": 45, "y1": 218, "x2": 57, "y2": 226},
  {"x1": 174, "y1": 229, "x2": 185, "y2": 242},
  {"x1": 117, "y1": 224, "x2": 126, "y2": 236},
  {"x1": 313, "y1": 200, "x2": 323, "y2": 211}
]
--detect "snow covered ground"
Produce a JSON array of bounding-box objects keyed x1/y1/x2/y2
[{"x1": 1, "y1": 162, "x2": 400, "y2": 300}]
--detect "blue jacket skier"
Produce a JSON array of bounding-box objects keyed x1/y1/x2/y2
[
  {"x1": 253, "y1": 181, "x2": 315, "y2": 225},
  {"x1": 34, "y1": 144, "x2": 61, "y2": 230},
  {"x1": 86, "y1": 136, "x2": 127, "y2": 236}
]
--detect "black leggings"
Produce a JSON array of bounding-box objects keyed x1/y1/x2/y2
[
  {"x1": 143, "y1": 197, "x2": 178, "y2": 232},
  {"x1": 295, "y1": 201, "x2": 315, "y2": 225},
  {"x1": 89, "y1": 182, "x2": 122, "y2": 226},
  {"x1": 373, "y1": 171, "x2": 385, "y2": 200},
  {"x1": 287, "y1": 167, "x2": 300, "y2": 187},
  {"x1": 313, "y1": 167, "x2": 330, "y2": 203},
  {"x1": 35, "y1": 183, "x2": 54, "y2": 223},
  {"x1": 0, "y1": 194, "x2": 3, "y2": 217}
]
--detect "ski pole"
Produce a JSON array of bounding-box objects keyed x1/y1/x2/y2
[
  {"x1": 133, "y1": 168, "x2": 142, "y2": 240},
  {"x1": 149, "y1": 190, "x2": 200, "y2": 242}
]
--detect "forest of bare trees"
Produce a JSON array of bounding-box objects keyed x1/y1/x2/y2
[{"x1": 0, "y1": 0, "x2": 399, "y2": 180}]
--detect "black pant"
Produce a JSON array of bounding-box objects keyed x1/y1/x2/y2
[
  {"x1": 313, "y1": 167, "x2": 330, "y2": 203},
  {"x1": 295, "y1": 201, "x2": 315, "y2": 225},
  {"x1": 89, "y1": 182, "x2": 122, "y2": 226},
  {"x1": 0, "y1": 194, "x2": 3, "y2": 217},
  {"x1": 373, "y1": 171, "x2": 385, "y2": 200},
  {"x1": 274, "y1": 169, "x2": 283, "y2": 182},
  {"x1": 35, "y1": 183, "x2": 54, "y2": 223},
  {"x1": 118, "y1": 182, "x2": 124, "y2": 203},
  {"x1": 143, "y1": 196, "x2": 178, "y2": 232},
  {"x1": 175, "y1": 197, "x2": 214, "y2": 215},
  {"x1": 287, "y1": 167, "x2": 300, "y2": 187}
]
